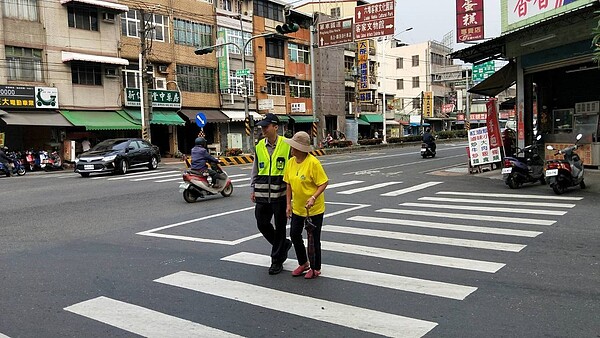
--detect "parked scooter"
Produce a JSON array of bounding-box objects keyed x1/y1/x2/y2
[
  {"x1": 41, "y1": 150, "x2": 63, "y2": 171},
  {"x1": 545, "y1": 134, "x2": 585, "y2": 195},
  {"x1": 0, "y1": 156, "x2": 26, "y2": 177},
  {"x1": 179, "y1": 163, "x2": 233, "y2": 202},
  {"x1": 421, "y1": 142, "x2": 436, "y2": 158},
  {"x1": 502, "y1": 134, "x2": 545, "y2": 189}
]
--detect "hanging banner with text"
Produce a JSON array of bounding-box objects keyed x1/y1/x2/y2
[
  {"x1": 423, "y1": 91, "x2": 433, "y2": 118},
  {"x1": 357, "y1": 40, "x2": 370, "y2": 91},
  {"x1": 217, "y1": 30, "x2": 229, "y2": 90},
  {"x1": 485, "y1": 98, "x2": 502, "y2": 148},
  {"x1": 456, "y1": 0, "x2": 484, "y2": 43}
]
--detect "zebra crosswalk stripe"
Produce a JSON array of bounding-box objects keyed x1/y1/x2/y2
[
  {"x1": 400, "y1": 202, "x2": 567, "y2": 216},
  {"x1": 419, "y1": 196, "x2": 576, "y2": 208},
  {"x1": 381, "y1": 182, "x2": 443, "y2": 196},
  {"x1": 0, "y1": 333, "x2": 10, "y2": 338},
  {"x1": 64, "y1": 296, "x2": 242, "y2": 337},
  {"x1": 337, "y1": 181, "x2": 402, "y2": 194},
  {"x1": 321, "y1": 241, "x2": 505, "y2": 273},
  {"x1": 222, "y1": 252, "x2": 478, "y2": 300},
  {"x1": 155, "y1": 271, "x2": 438, "y2": 338},
  {"x1": 348, "y1": 215, "x2": 543, "y2": 238},
  {"x1": 436, "y1": 191, "x2": 583, "y2": 201},
  {"x1": 327, "y1": 180, "x2": 364, "y2": 189},
  {"x1": 323, "y1": 225, "x2": 527, "y2": 252},
  {"x1": 105, "y1": 170, "x2": 180, "y2": 181},
  {"x1": 131, "y1": 173, "x2": 181, "y2": 181},
  {"x1": 378, "y1": 208, "x2": 556, "y2": 226}
]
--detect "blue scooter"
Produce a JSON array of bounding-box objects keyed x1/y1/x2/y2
[
  {"x1": 502, "y1": 134, "x2": 545, "y2": 189},
  {"x1": 0, "y1": 156, "x2": 26, "y2": 177}
]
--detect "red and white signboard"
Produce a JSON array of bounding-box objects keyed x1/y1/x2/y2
[
  {"x1": 355, "y1": 0, "x2": 395, "y2": 40},
  {"x1": 456, "y1": 0, "x2": 484, "y2": 43},
  {"x1": 485, "y1": 98, "x2": 502, "y2": 149}
]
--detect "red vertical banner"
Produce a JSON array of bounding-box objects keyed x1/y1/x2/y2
[
  {"x1": 486, "y1": 98, "x2": 502, "y2": 148},
  {"x1": 456, "y1": 0, "x2": 485, "y2": 43}
]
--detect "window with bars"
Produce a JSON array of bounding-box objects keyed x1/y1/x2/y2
[
  {"x1": 266, "y1": 39, "x2": 284, "y2": 59},
  {"x1": 412, "y1": 55, "x2": 419, "y2": 67},
  {"x1": 71, "y1": 63, "x2": 102, "y2": 85},
  {"x1": 267, "y1": 77, "x2": 286, "y2": 96},
  {"x1": 176, "y1": 65, "x2": 216, "y2": 93},
  {"x1": 6, "y1": 46, "x2": 43, "y2": 82},
  {"x1": 121, "y1": 10, "x2": 168, "y2": 42},
  {"x1": 67, "y1": 6, "x2": 98, "y2": 31},
  {"x1": 330, "y1": 7, "x2": 341, "y2": 18},
  {"x1": 219, "y1": 28, "x2": 252, "y2": 56},
  {"x1": 221, "y1": 71, "x2": 254, "y2": 96},
  {"x1": 2, "y1": 0, "x2": 38, "y2": 21},
  {"x1": 344, "y1": 87, "x2": 354, "y2": 103},
  {"x1": 289, "y1": 79, "x2": 311, "y2": 98},
  {"x1": 218, "y1": 0, "x2": 242, "y2": 13},
  {"x1": 288, "y1": 43, "x2": 309, "y2": 64},
  {"x1": 396, "y1": 79, "x2": 403, "y2": 90},
  {"x1": 253, "y1": 0, "x2": 284, "y2": 21},
  {"x1": 412, "y1": 76, "x2": 419, "y2": 88},
  {"x1": 174, "y1": 19, "x2": 213, "y2": 47},
  {"x1": 396, "y1": 57, "x2": 403, "y2": 69}
]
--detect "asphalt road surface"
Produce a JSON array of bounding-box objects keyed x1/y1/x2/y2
[{"x1": 0, "y1": 141, "x2": 598, "y2": 337}]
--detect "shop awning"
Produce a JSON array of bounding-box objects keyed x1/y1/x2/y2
[
  {"x1": 386, "y1": 120, "x2": 400, "y2": 125},
  {"x1": 179, "y1": 109, "x2": 229, "y2": 123},
  {"x1": 60, "y1": 110, "x2": 140, "y2": 130},
  {"x1": 359, "y1": 114, "x2": 383, "y2": 123},
  {"x1": 468, "y1": 61, "x2": 516, "y2": 97},
  {"x1": 346, "y1": 118, "x2": 369, "y2": 126},
  {"x1": 221, "y1": 110, "x2": 264, "y2": 122},
  {"x1": 275, "y1": 114, "x2": 290, "y2": 123},
  {"x1": 0, "y1": 110, "x2": 73, "y2": 126},
  {"x1": 409, "y1": 122, "x2": 430, "y2": 127},
  {"x1": 119, "y1": 109, "x2": 185, "y2": 126},
  {"x1": 61, "y1": 51, "x2": 129, "y2": 66},
  {"x1": 59, "y1": 0, "x2": 129, "y2": 12},
  {"x1": 290, "y1": 115, "x2": 319, "y2": 123}
]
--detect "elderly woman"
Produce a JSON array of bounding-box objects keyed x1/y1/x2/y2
[{"x1": 283, "y1": 131, "x2": 328, "y2": 279}]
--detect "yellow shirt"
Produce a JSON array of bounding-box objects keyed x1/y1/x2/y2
[{"x1": 283, "y1": 154, "x2": 328, "y2": 217}]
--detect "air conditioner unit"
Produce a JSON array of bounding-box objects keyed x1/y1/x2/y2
[
  {"x1": 157, "y1": 65, "x2": 168, "y2": 73},
  {"x1": 146, "y1": 65, "x2": 154, "y2": 74},
  {"x1": 102, "y1": 12, "x2": 115, "y2": 23},
  {"x1": 154, "y1": 77, "x2": 167, "y2": 90},
  {"x1": 260, "y1": 86, "x2": 268, "y2": 93},
  {"x1": 104, "y1": 67, "x2": 118, "y2": 77}
]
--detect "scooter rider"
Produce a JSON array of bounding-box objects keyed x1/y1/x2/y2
[
  {"x1": 422, "y1": 127, "x2": 436, "y2": 152},
  {"x1": 190, "y1": 137, "x2": 221, "y2": 189},
  {"x1": 0, "y1": 146, "x2": 14, "y2": 176}
]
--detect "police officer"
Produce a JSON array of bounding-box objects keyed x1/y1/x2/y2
[{"x1": 250, "y1": 113, "x2": 292, "y2": 275}]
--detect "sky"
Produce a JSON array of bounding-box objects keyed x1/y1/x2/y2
[{"x1": 395, "y1": 0, "x2": 501, "y2": 51}]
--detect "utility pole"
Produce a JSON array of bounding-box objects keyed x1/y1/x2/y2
[
  {"x1": 139, "y1": 9, "x2": 152, "y2": 142},
  {"x1": 239, "y1": 14, "x2": 252, "y2": 153},
  {"x1": 309, "y1": 22, "x2": 318, "y2": 146}
]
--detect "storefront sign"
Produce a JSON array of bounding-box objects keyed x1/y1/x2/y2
[
  {"x1": 468, "y1": 126, "x2": 502, "y2": 166},
  {"x1": 124, "y1": 88, "x2": 182, "y2": 108},
  {"x1": 357, "y1": 40, "x2": 369, "y2": 90},
  {"x1": 359, "y1": 91, "x2": 373, "y2": 103},
  {"x1": 0, "y1": 85, "x2": 59, "y2": 109},
  {"x1": 217, "y1": 30, "x2": 229, "y2": 90},
  {"x1": 502, "y1": 0, "x2": 588, "y2": 33},
  {"x1": 423, "y1": 91, "x2": 433, "y2": 118},
  {"x1": 290, "y1": 102, "x2": 306, "y2": 113},
  {"x1": 456, "y1": 0, "x2": 484, "y2": 43},
  {"x1": 0, "y1": 132, "x2": 5, "y2": 146},
  {"x1": 486, "y1": 98, "x2": 502, "y2": 148},
  {"x1": 258, "y1": 99, "x2": 274, "y2": 110}
]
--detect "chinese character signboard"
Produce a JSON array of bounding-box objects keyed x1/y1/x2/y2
[
  {"x1": 125, "y1": 88, "x2": 182, "y2": 108},
  {"x1": 472, "y1": 61, "x2": 495, "y2": 83},
  {"x1": 290, "y1": 102, "x2": 306, "y2": 113},
  {"x1": 456, "y1": 0, "x2": 484, "y2": 43},
  {"x1": 357, "y1": 40, "x2": 369, "y2": 91},
  {"x1": 503, "y1": 0, "x2": 585, "y2": 32},
  {"x1": 318, "y1": 18, "x2": 354, "y2": 47},
  {"x1": 423, "y1": 91, "x2": 433, "y2": 118},
  {"x1": 0, "y1": 85, "x2": 59, "y2": 109},
  {"x1": 216, "y1": 30, "x2": 229, "y2": 90},
  {"x1": 485, "y1": 98, "x2": 502, "y2": 148},
  {"x1": 359, "y1": 91, "x2": 373, "y2": 103},
  {"x1": 354, "y1": 0, "x2": 395, "y2": 40},
  {"x1": 468, "y1": 126, "x2": 502, "y2": 166}
]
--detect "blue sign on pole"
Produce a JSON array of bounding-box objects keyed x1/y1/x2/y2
[{"x1": 195, "y1": 112, "x2": 207, "y2": 128}]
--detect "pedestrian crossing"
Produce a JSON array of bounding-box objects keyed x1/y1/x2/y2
[{"x1": 63, "y1": 183, "x2": 584, "y2": 337}]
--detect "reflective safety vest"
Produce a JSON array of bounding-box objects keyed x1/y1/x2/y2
[{"x1": 254, "y1": 136, "x2": 290, "y2": 203}]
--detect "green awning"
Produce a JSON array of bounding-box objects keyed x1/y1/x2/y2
[
  {"x1": 356, "y1": 119, "x2": 370, "y2": 126},
  {"x1": 290, "y1": 115, "x2": 319, "y2": 123},
  {"x1": 59, "y1": 110, "x2": 140, "y2": 130},
  {"x1": 359, "y1": 114, "x2": 383, "y2": 123},
  {"x1": 275, "y1": 114, "x2": 290, "y2": 123},
  {"x1": 119, "y1": 109, "x2": 185, "y2": 126}
]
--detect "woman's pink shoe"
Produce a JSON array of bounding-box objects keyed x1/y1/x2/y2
[
  {"x1": 292, "y1": 264, "x2": 310, "y2": 276},
  {"x1": 304, "y1": 269, "x2": 321, "y2": 279}
]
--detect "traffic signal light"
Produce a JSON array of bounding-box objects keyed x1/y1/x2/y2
[
  {"x1": 194, "y1": 47, "x2": 214, "y2": 55},
  {"x1": 276, "y1": 23, "x2": 299, "y2": 35}
]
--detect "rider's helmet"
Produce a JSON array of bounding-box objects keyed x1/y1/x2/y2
[
  {"x1": 425, "y1": 127, "x2": 431, "y2": 133},
  {"x1": 195, "y1": 137, "x2": 207, "y2": 148}
]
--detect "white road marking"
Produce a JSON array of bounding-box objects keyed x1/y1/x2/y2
[
  {"x1": 419, "y1": 196, "x2": 576, "y2": 208},
  {"x1": 381, "y1": 182, "x2": 443, "y2": 196},
  {"x1": 348, "y1": 216, "x2": 542, "y2": 237},
  {"x1": 436, "y1": 191, "x2": 583, "y2": 201},
  {"x1": 378, "y1": 208, "x2": 556, "y2": 226},
  {"x1": 155, "y1": 271, "x2": 438, "y2": 338},
  {"x1": 231, "y1": 177, "x2": 250, "y2": 183},
  {"x1": 154, "y1": 177, "x2": 183, "y2": 183},
  {"x1": 321, "y1": 241, "x2": 505, "y2": 273},
  {"x1": 324, "y1": 225, "x2": 526, "y2": 252},
  {"x1": 64, "y1": 296, "x2": 241, "y2": 337},
  {"x1": 0, "y1": 333, "x2": 10, "y2": 338},
  {"x1": 90, "y1": 169, "x2": 172, "y2": 180},
  {"x1": 222, "y1": 252, "x2": 477, "y2": 300},
  {"x1": 131, "y1": 173, "x2": 182, "y2": 181},
  {"x1": 327, "y1": 180, "x2": 364, "y2": 189},
  {"x1": 337, "y1": 181, "x2": 402, "y2": 194},
  {"x1": 105, "y1": 170, "x2": 180, "y2": 181},
  {"x1": 400, "y1": 202, "x2": 567, "y2": 216}
]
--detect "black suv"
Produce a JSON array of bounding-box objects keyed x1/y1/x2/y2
[{"x1": 75, "y1": 138, "x2": 160, "y2": 177}]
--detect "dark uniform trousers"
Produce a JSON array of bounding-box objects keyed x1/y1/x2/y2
[{"x1": 255, "y1": 199, "x2": 288, "y2": 264}]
